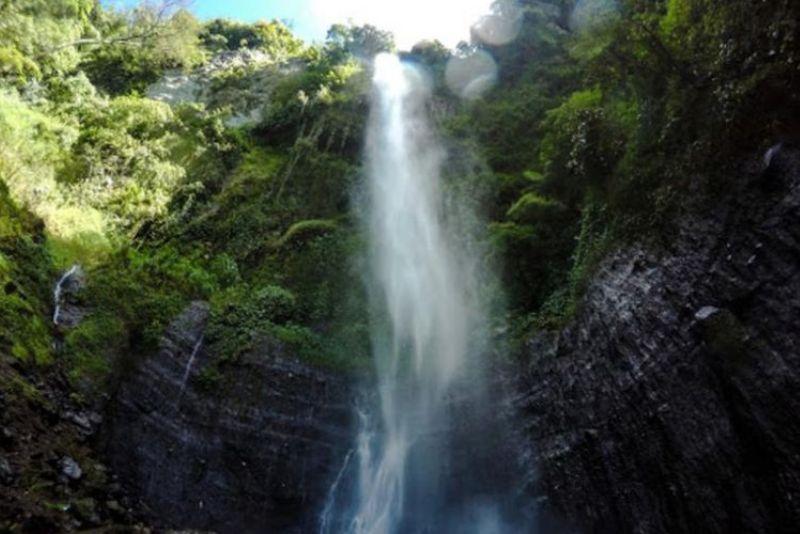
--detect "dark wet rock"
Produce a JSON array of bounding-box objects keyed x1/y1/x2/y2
[
  {"x1": 0, "y1": 359, "x2": 139, "y2": 530},
  {"x1": 71, "y1": 497, "x2": 100, "y2": 525},
  {"x1": 105, "y1": 499, "x2": 124, "y2": 516},
  {"x1": 0, "y1": 426, "x2": 15, "y2": 448},
  {"x1": 764, "y1": 142, "x2": 784, "y2": 170},
  {"x1": 63, "y1": 411, "x2": 93, "y2": 432},
  {"x1": 694, "y1": 305, "x2": 721, "y2": 321},
  {"x1": 60, "y1": 456, "x2": 82, "y2": 480},
  {"x1": 514, "y1": 147, "x2": 800, "y2": 533},
  {"x1": 0, "y1": 455, "x2": 14, "y2": 484},
  {"x1": 103, "y1": 301, "x2": 354, "y2": 533}
]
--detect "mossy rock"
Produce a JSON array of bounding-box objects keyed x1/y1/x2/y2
[
  {"x1": 506, "y1": 192, "x2": 568, "y2": 224},
  {"x1": 274, "y1": 219, "x2": 338, "y2": 249}
]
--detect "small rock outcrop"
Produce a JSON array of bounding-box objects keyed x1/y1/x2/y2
[
  {"x1": 103, "y1": 301, "x2": 354, "y2": 533},
  {"x1": 146, "y1": 50, "x2": 298, "y2": 128},
  {"x1": 514, "y1": 147, "x2": 800, "y2": 533}
]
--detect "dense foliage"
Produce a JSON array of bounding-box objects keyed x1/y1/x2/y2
[
  {"x1": 0, "y1": 0, "x2": 383, "y2": 396},
  {"x1": 457, "y1": 0, "x2": 800, "y2": 332},
  {"x1": 1, "y1": 0, "x2": 798, "y2": 389}
]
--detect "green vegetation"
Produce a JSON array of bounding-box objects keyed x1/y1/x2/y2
[
  {"x1": 1, "y1": 0, "x2": 798, "y2": 389},
  {"x1": 201, "y1": 18, "x2": 305, "y2": 59},
  {"x1": 458, "y1": 0, "x2": 800, "y2": 332},
  {"x1": 0, "y1": 1, "x2": 383, "y2": 387},
  {"x1": 82, "y1": 7, "x2": 207, "y2": 95},
  {"x1": 0, "y1": 183, "x2": 53, "y2": 366}
]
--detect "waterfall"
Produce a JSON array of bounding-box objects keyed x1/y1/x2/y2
[
  {"x1": 319, "y1": 446, "x2": 356, "y2": 533},
  {"x1": 176, "y1": 335, "x2": 203, "y2": 406},
  {"x1": 53, "y1": 264, "x2": 79, "y2": 326},
  {"x1": 352, "y1": 52, "x2": 472, "y2": 534},
  {"x1": 319, "y1": 53, "x2": 530, "y2": 534}
]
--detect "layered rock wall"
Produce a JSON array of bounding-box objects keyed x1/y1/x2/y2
[
  {"x1": 515, "y1": 148, "x2": 800, "y2": 533},
  {"x1": 103, "y1": 302, "x2": 353, "y2": 533}
]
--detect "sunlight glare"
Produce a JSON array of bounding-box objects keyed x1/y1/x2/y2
[{"x1": 310, "y1": 0, "x2": 496, "y2": 49}]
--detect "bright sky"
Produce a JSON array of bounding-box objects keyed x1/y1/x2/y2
[{"x1": 105, "y1": 0, "x2": 496, "y2": 49}]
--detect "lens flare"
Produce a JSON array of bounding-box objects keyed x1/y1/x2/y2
[
  {"x1": 471, "y1": 0, "x2": 523, "y2": 46},
  {"x1": 445, "y1": 49, "x2": 498, "y2": 100}
]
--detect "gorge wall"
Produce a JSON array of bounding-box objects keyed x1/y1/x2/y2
[
  {"x1": 513, "y1": 147, "x2": 800, "y2": 533},
  {"x1": 3, "y1": 3, "x2": 800, "y2": 533},
  {"x1": 102, "y1": 302, "x2": 354, "y2": 533},
  {"x1": 99, "y1": 147, "x2": 800, "y2": 534}
]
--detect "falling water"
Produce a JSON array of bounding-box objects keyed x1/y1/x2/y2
[
  {"x1": 319, "y1": 446, "x2": 355, "y2": 532},
  {"x1": 353, "y1": 52, "x2": 472, "y2": 533},
  {"x1": 317, "y1": 52, "x2": 526, "y2": 534},
  {"x1": 53, "y1": 265, "x2": 79, "y2": 325},
  {"x1": 176, "y1": 335, "x2": 203, "y2": 406}
]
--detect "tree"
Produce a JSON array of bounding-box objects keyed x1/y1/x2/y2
[
  {"x1": 200, "y1": 18, "x2": 304, "y2": 60},
  {"x1": 405, "y1": 40, "x2": 450, "y2": 67},
  {"x1": 0, "y1": 0, "x2": 96, "y2": 80},
  {"x1": 325, "y1": 23, "x2": 395, "y2": 61},
  {"x1": 80, "y1": 4, "x2": 206, "y2": 94}
]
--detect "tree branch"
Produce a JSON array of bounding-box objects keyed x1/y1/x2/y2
[{"x1": 39, "y1": 0, "x2": 188, "y2": 57}]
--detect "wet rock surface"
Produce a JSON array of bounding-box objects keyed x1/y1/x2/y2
[
  {"x1": 0, "y1": 454, "x2": 14, "y2": 484},
  {"x1": 514, "y1": 148, "x2": 800, "y2": 533},
  {"x1": 103, "y1": 301, "x2": 354, "y2": 533},
  {"x1": 60, "y1": 456, "x2": 83, "y2": 481},
  {"x1": 0, "y1": 358, "x2": 140, "y2": 531}
]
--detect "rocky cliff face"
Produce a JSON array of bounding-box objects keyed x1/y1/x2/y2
[
  {"x1": 146, "y1": 50, "x2": 298, "y2": 128},
  {"x1": 103, "y1": 301, "x2": 354, "y2": 533},
  {"x1": 514, "y1": 147, "x2": 800, "y2": 533}
]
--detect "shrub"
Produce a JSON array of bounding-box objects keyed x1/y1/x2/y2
[
  {"x1": 0, "y1": 183, "x2": 54, "y2": 367},
  {"x1": 206, "y1": 283, "x2": 298, "y2": 362},
  {"x1": 63, "y1": 313, "x2": 124, "y2": 391}
]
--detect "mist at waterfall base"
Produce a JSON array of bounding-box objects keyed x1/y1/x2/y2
[{"x1": 319, "y1": 54, "x2": 532, "y2": 534}]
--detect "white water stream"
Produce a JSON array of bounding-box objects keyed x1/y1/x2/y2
[
  {"x1": 316, "y1": 52, "x2": 520, "y2": 534},
  {"x1": 53, "y1": 265, "x2": 79, "y2": 325},
  {"x1": 320, "y1": 52, "x2": 530, "y2": 534},
  {"x1": 176, "y1": 335, "x2": 203, "y2": 406},
  {"x1": 350, "y1": 53, "x2": 472, "y2": 534}
]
